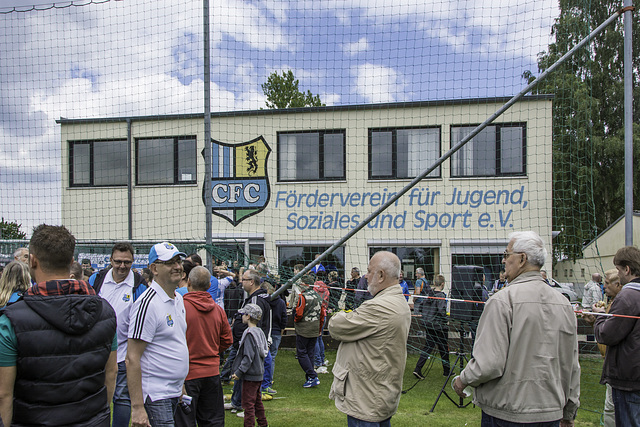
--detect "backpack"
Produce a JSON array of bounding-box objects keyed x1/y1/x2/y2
[
  {"x1": 413, "y1": 277, "x2": 430, "y2": 311},
  {"x1": 90, "y1": 268, "x2": 147, "y2": 302}
]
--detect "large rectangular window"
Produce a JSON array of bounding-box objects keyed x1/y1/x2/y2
[
  {"x1": 369, "y1": 127, "x2": 441, "y2": 179},
  {"x1": 451, "y1": 124, "x2": 525, "y2": 177},
  {"x1": 277, "y1": 245, "x2": 345, "y2": 279},
  {"x1": 136, "y1": 136, "x2": 197, "y2": 185},
  {"x1": 277, "y1": 130, "x2": 345, "y2": 181},
  {"x1": 69, "y1": 140, "x2": 128, "y2": 187},
  {"x1": 369, "y1": 246, "x2": 437, "y2": 289}
]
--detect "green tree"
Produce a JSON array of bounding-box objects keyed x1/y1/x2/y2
[
  {"x1": 262, "y1": 70, "x2": 324, "y2": 109},
  {"x1": 525, "y1": 0, "x2": 640, "y2": 262},
  {"x1": 0, "y1": 218, "x2": 26, "y2": 239}
]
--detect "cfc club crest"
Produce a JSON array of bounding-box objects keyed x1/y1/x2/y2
[{"x1": 203, "y1": 136, "x2": 271, "y2": 226}]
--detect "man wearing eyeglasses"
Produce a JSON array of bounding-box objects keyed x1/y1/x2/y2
[
  {"x1": 453, "y1": 231, "x2": 580, "y2": 427},
  {"x1": 90, "y1": 242, "x2": 148, "y2": 427},
  {"x1": 126, "y1": 242, "x2": 189, "y2": 427}
]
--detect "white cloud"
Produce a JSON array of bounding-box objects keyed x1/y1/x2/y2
[
  {"x1": 352, "y1": 63, "x2": 404, "y2": 104},
  {"x1": 343, "y1": 37, "x2": 369, "y2": 56},
  {"x1": 0, "y1": 0, "x2": 561, "y2": 229}
]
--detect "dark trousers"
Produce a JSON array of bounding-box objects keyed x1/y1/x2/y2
[
  {"x1": 481, "y1": 411, "x2": 559, "y2": 427},
  {"x1": 174, "y1": 375, "x2": 224, "y2": 427},
  {"x1": 612, "y1": 387, "x2": 640, "y2": 427},
  {"x1": 241, "y1": 380, "x2": 267, "y2": 427},
  {"x1": 414, "y1": 326, "x2": 450, "y2": 375},
  {"x1": 296, "y1": 334, "x2": 317, "y2": 380}
]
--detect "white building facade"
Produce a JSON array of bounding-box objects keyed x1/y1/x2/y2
[{"x1": 59, "y1": 96, "x2": 553, "y2": 285}]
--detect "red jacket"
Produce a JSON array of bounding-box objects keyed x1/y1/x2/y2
[
  {"x1": 313, "y1": 281, "x2": 330, "y2": 310},
  {"x1": 183, "y1": 291, "x2": 233, "y2": 380}
]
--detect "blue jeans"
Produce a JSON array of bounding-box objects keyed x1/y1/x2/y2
[
  {"x1": 266, "y1": 334, "x2": 282, "y2": 387},
  {"x1": 219, "y1": 346, "x2": 238, "y2": 382},
  {"x1": 261, "y1": 350, "x2": 273, "y2": 390},
  {"x1": 231, "y1": 376, "x2": 242, "y2": 408},
  {"x1": 112, "y1": 361, "x2": 131, "y2": 427},
  {"x1": 347, "y1": 416, "x2": 391, "y2": 427},
  {"x1": 314, "y1": 335, "x2": 325, "y2": 367},
  {"x1": 144, "y1": 396, "x2": 178, "y2": 427},
  {"x1": 480, "y1": 412, "x2": 559, "y2": 427},
  {"x1": 612, "y1": 387, "x2": 640, "y2": 427}
]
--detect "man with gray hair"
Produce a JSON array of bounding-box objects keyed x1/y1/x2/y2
[
  {"x1": 13, "y1": 247, "x2": 28, "y2": 264},
  {"x1": 329, "y1": 251, "x2": 411, "y2": 426},
  {"x1": 454, "y1": 231, "x2": 580, "y2": 427}
]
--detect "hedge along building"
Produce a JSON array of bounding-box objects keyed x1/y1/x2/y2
[{"x1": 58, "y1": 95, "x2": 552, "y2": 287}]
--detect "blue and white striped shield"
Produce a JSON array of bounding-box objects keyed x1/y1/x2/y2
[{"x1": 203, "y1": 136, "x2": 272, "y2": 226}]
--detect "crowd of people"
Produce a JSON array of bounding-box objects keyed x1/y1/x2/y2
[{"x1": 0, "y1": 226, "x2": 638, "y2": 427}]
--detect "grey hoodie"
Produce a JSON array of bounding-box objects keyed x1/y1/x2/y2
[
  {"x1": 232, "y1": 326, "x2": 269, "y2": 381},
  {"x1": 582, "y1": 280, "x2": 603, "y2": 308}
]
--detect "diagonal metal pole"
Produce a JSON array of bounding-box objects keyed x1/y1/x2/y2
[{"x1": 273, "y1": 8, "x2": 625, "y2": 298}]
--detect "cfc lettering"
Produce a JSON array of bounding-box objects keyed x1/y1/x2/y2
[{"x1": 212, "y1": 183, "x2": 260, "y2": 204}]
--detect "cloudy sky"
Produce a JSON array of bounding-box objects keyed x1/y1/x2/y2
[{"x1": 0, "y1": 0, "x2": 559, "y2": 235}]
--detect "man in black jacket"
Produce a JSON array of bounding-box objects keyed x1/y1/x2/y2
[
  {"x1": 412, "y1": 274, "x2": 450, "y2": 379},
  {"x1": 591, "y1": 246, "x2": 640, "y2": 426},
  {"x1": 0, "y1": 224, "x2": 116, "y2": 426}
]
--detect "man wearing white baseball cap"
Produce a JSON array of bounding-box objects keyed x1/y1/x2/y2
[{"x1": 126, "y1": 242, "x2": 189, "y2": 427}]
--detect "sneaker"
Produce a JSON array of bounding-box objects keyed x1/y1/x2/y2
[
  {"x1": 224, "y1": 403, "x2": 241, "y2": 411},
  {"x1": 262, "y1": 386, "x2": 277, "y2": 395},
  {"x1": 303, "y1": 377, "x2": 320, "y2": 388},
  {"x1": 413, "y1": 371, "x2": 425, "y2": 380},
  {"x1": 323, "y1": 359, "x2": 330, "y2": 366},
  {"x1": 316, "y1": 366, "x2": 329, "y2": 374},
  {"x1": 443, "y1": 372, "x2": 451, "y2": 377},
  {"x1": 261, "y1": 392, "x2": 273, "y2": 401},
  {"x1": 236, "y1": 411, "x2": 245, "y2": 418}
]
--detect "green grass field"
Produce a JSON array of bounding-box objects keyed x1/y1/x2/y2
[{"x1": 222, "y1": 349, "x2": 605, "y2": 426}]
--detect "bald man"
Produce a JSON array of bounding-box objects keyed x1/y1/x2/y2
[{"x1": 328, "y1": 251, "x2": 411, "y2": 426}]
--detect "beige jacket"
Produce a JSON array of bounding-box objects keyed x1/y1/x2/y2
[
  {"x1": 460, "y1": 271, "x2": 580, "y2": 423},
  {"x1": 328, "y1": 284, "x2": 411, "y2": 422}
]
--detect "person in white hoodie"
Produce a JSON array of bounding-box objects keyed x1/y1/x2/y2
[{"x1": 582, "y1": 272, "x2": 603, "y2": 309}]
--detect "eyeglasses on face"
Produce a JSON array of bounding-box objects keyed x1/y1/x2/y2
[
  {"x1": 156, "y1": 258, "x2": 183, "y2": 266},
  {"x1": 112, "y1": 259, "x2": 133, "y2": 266},
  {"x1": 502, "y1": 251, "x2": 523, "y2": 260}
]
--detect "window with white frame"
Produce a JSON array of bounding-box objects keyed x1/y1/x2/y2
[
  {"x1": 450, "y1": 123, "x2": 526, "y2": 177},
  {"x1": 69, "y1": 140, "x2": 128, "y2": 187},
  {"x1": 277, "y1": 130, "x2": 345, "y2": 181},
  {"x1": 369, "y1": 127, "x2": 440, "y2": 179},
  {"x1": 136, "y1": 136, "x2": 197, "y2": 185}
]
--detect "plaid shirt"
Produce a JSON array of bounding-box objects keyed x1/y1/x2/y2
[{"x1": 27, "y1": 279, "x2": 96, "y2": 297}]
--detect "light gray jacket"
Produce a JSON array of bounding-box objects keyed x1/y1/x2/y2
[
  {"x1": 328, "y1": 284, "x2": 411, "y2": 423},
  {"x1": 582, "y1": 280, "x2": 603, "y2": 309},
  {"x1": 460, "y1": 271, "x2": 580, "y2": 423}
]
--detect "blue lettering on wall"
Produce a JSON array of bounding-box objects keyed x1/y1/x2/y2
[{"x1": 273, "y1": 186, "x2": 528, "y2": 230}]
